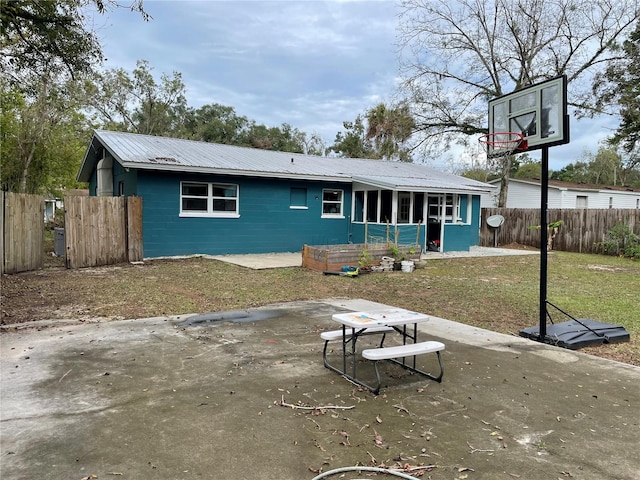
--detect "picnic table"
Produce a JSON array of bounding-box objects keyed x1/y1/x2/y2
[{"x1": 321, "y1": 308, "x2": 445, "y2": 394}]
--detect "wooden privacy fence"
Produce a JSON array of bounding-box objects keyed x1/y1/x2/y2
[
  {"x1": 480, "y1": 208, "x2": 640, "y2": 253},
  {"x1": 1, "y1": 192, "x2": 44, "y2": 274},
  {"x1": 64, "y1": 196, "x2": 143, "y2": 269}
]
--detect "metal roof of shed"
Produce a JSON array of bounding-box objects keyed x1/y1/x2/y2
[{"x1": 79, "y1": 130, "x2": 493, "y2": 193}]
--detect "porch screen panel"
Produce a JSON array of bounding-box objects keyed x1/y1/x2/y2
[
  {"x1": 366, "y1": 191, "x2": 378, "y2": 222},
  {"x1": 413, "y1": 193, "x2": 424, "y2": 224},
  {"x1": 354, "y1": 191, "x2": 364, "y2": 222},
  {"x1": 380, "y1": 190, "x2": 392, "y2": 223}
]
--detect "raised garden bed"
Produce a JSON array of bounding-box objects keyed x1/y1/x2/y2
[{"x1": 302, "y1": 243, "x2": 420, "y2": 273}]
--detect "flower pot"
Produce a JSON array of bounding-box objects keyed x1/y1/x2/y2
[{"x1": 401, "y1": 260, "x2": 415, "y2": 272}]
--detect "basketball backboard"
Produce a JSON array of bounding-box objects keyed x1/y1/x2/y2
[{"x1": 487, "y1": 75, "x2": 569, "y2": 157}]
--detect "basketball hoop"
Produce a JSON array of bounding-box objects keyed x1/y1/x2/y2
[{"x1": 478, "y1": 132, "x2": 528, "y2": 158}]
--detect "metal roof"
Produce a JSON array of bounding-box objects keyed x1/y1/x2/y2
[{"x1": 78, "y1": 130, "x2": 494, "y2": 193}]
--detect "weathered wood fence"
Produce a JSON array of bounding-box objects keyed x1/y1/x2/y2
[
  {"x1": 480, "y1": 208, "x2": 640, "y2": 253},
  {"x1": 1, "y1": 192, "x2": 45, "y2": 274},
  {"x1": 1, "y1": 193, "x2": 143, "y2": 273},
  {"x1": 64, "y1": 196, "x2": 143, "y2": 269}
]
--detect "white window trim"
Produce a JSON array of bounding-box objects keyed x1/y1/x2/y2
[
  {"x1": 352, "y1": 190, "x2": 473, "y2": 225},
  {"x1": 321, "y1": 188, "x2": 345, "y2": 218},
  {"x1": 179, "y1": 181, "x2": 240, "y2": 218},
  {"x1": 443, "y1": 194, "x2": 465, "y2": 224}
]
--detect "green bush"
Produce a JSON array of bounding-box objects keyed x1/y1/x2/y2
[
  {"x1": 624, "y1": 243, "x2": 640, "y2": 260},
  {"x1": 597, "y1": 222, "x2": 640, "y2": 260}
]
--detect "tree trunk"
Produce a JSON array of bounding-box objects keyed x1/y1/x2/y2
[
  {"x1": 497, "y1": 155, "x2": 513, "y2": 207},
  {"x1": 18, "y1": 141, "x2": 36, "y2": 193}
]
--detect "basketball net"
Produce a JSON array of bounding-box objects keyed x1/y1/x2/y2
[{"x1": 478, "y1": 132, "x2": 527, "y2": 160}]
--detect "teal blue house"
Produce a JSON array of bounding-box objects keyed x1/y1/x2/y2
[{"x1": 78, "y1": 130, "x2": 494, "y2": 258}]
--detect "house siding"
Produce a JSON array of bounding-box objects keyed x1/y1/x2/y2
[
  {"x1": 79, "y1": 131, "x2": 495, "y2": 257},
  {"x1": 560, "y1": 189, "x2": 639, "y2": 209},
  {"x1": 88, "y1": 159, "x2": 137, "y2": 197},
  {"x1": 88, "y1": 169, "x2": 97, "y2": 196},
  {"x1": 486, "y1": 179, "x2": 640, "y2": 209},
  {"x1": 443, "y1": 196, "x2": 481, "y2": 251},
  {"x1": 506, "y1": 181, "x2": 564, "y2": 208},
  {"x1": 137, "y1": 171, "x2": 352, "y2": 257},
  {"x1": 113, "y1": 162, "x2": 138, "y2": 197}
]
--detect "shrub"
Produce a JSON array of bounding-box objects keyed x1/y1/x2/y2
[
  {"x1": 597, "y1": 222, "x2": 640, "y2": 260},
  {"x1": 358, "y1": 248, "x2": 373, "y2": 269},
  {"x1": 624, "y1": 243, "x2": 640, "y2": 260}
]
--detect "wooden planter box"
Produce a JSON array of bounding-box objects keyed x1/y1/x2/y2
[{"x1": 302, "y1": 243, "x2": 420, "y2": 273}]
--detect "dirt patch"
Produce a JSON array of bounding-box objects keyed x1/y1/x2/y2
[
  {"x1": 1, "y1": 255, "x2": 637, "y2": 366},
  {"x1": 587, "y1": 264, "x2": 632, "y2": 273},
  {"x1": 501, "y1": 242, "x2": 538, "y2": 250}
]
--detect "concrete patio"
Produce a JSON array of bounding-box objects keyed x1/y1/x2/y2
[
  {"x1": 1, "y1": 298, "x2": 637, "y2": 480},
  {"x1": 205, "y1": 246, "x2": 540, "y2": 270}
]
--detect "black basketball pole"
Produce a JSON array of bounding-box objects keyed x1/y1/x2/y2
[{"x1": 539, "y1": 146, "x2": 549, "y2": 340}]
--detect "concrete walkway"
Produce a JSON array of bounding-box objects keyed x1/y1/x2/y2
[
  {"x1": 421, "y1": 245, "x2": 540, "y2": 259},
  {"x1": 207, "y1": 246, "x2": 539, "y2": 270},
  {"x1": 207, "y1": 251, "x2": 303, "y2": 269},
  {"x1": 1, "y1": 299, "x2": 637, "y2": 480}
]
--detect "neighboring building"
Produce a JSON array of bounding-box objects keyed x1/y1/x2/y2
[
  {"x1": 44, "y1": 190, "x2": 88, "y2": 222},
  {"x1": 482, "y1": 178, "x2": 640, "y2": 209},
  {"x1": 77, "y1": 130, "x2": 495, "y2": 258},
  {"x1": 44, "y1": 198, "x2": 63, "y2": 223}
]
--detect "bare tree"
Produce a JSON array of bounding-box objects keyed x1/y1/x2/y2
[
  {"x1": 398, "y1": 0, "x2": 639, "y2": 206},
  {"x1": 81, "y1": 60, "x2": 187, "y2": 136}
]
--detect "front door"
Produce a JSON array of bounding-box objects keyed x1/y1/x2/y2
[{"x1": 426, "y1": 195, "x2": 444, "y2": 251}]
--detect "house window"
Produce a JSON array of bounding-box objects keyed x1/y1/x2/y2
[
  {"x1": 444, "y1": 194, "x2": 461, "y2": 223},
  {"x1": 322, "y1": 189, "x2": 343, "y2": 217},
  {"x1": 609, "y1": 197, "x2": 613, "y2": 209},
  {"x1": 290, "y1": 187, "x2": 308, "y2": 209},
  {"x1": 445, "y1": 195, "x2": 454, "y2": 220},
  {"x1": 429, "y1": 194, "x2": 462, "y2": 223},
  {"x1": 118, "y1": 181, "x2": 125, "y2": 196},
  {"x1": 180, "y1": 181, "x2": 239, "y2": 217},
  {"x1": 428, "y1": 195, "x2": 441, "y2": 220},
  {"x1": 398, "y1": 192, "x2": 411, "y2": 223},
  {"x1": 576, "y1": 195, "x2": 588, "y2": 209}
]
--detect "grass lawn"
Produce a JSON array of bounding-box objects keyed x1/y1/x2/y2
[{"x1": 2, "y1": 250, "x2": 638, "y2": 365}]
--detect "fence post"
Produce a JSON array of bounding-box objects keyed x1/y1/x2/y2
[{"x1": 1, "y1": 191, "x2": 4, "y2": 275}]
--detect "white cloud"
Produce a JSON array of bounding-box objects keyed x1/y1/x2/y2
[{"x1": 91, "y1": 0, "x2": 619, "y2": 170}]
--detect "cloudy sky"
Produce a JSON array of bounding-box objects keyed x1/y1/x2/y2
[{"x1": 93, "y1": 0, "x2": 620, "y2": 171}]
